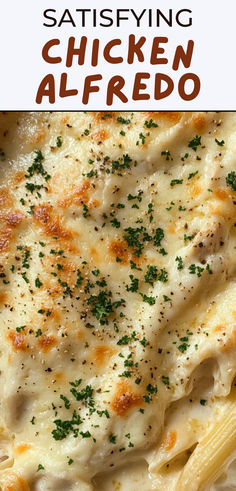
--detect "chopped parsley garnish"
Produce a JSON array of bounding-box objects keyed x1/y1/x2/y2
[
  {"x1": 184, "y1": 234, "x2": 194, "y2": 242},
  {"x1": 188, "y1": 135, "x2": 201, "y2": 152},
  {"x1": 163, "y1": 295, "x2": 171, "y2": 302},
  {"x1": 137, "y1": 133, "x2": 145, "y2": 145},
  {"x1": 161, "y1": 150, "x2": 171, "y2": 160},
  {"x1": 130, "y1": 260, "x2": 142, "y2": 271},
  {"x1": 154, "y1": 228, "x2": 164, "y2": 247},
  {"x1": 140, "y1": 337, "x2": 147, "y2": 347},
  {"x1": 80, "y1": 431, "x2": 91, "y2": 438},
  {"x1": 21, "y1": 272, "x2": 29, "y2": 283},
  {"x1": 60, "y1": 394, "x2": 70, "y2": 409},
  {"x1": 109, "y1": 434, "x2": 117, "y2": 443},
  {"x1": 35, "y1": 329, "x2": 42, "y2": 337},
  {"x1": 161, "y1": 376, "x2": 170, "y2": 385},
  {"x1": 87, "y1": 290, "x2": 125, "y2": 325},
  {"x1": 126, "y1": 275, "x2": 139, "y2": 292},
  {"x1": 58, "y1": 279, "x2": 72, "y2": 296},
  {"x1": 158, "y1": 268, "x2": 168, "y2": 283},
  {"x1": 83, "y1": 204, "x2": 89, "y2": 218},
  {"x1": 147, "y1": 384, "x2": 158, "y2": 394},
  {"x1": 37, "y1": 464, "x2": 44, "y2": 472},
  {"x1": 178, "y1": 343, "x2": 189, "y2": 353},
  {"x1": 140, "y1": 293, "x2": 156, "y2": 305},
  {"x1": 102, "y1": 113, "x2": 112, "y2": 120},
  {"x1": 215, "y1": 139, "x2": 225, "y2": 146},
  {"x1": 25, "y1": 150, "x2": 51, "y2": 181},
  {"x1": 188, "y1": 264, "x2": 204, "y2": 277},
  {"x1": 145, "y1": 265, "x2": 158, "y2": 285},
  {"x1": 123, "y1": 227, "x2": 145, "y2": 257},
  {"x1": 206, "y1": 263, "x2": 213, "y2": 274},
  {"x1": 226, "y1": 171, "x2": 236, "y2": 191},
  {"x1": 35, "y1": 277, "x2": 43, "y2": 288},
  {"x1": 127, "y1": 192, "x2": 143, "y2": 202},
  {"x1": 175, "y1": 256, "x2": 184, "y2": 270},
  {"x1": 200, "y1": 399, "x2": 207, "y2": 406},
  {"x1": 188, "y1": 171, "x2": 198, "y2": 180},
  {"x1": 119, "y1": 370, "x2": 132, "y2": 378},
  {"x1": 181, "y1": 153, "x2": 189, "y2": 161},
  {"x1": 112, "y1": 154, "x2": 132, "y2": 172},
  {"x1": 16, "y1": 325, "x2": 26, "y2": 333},
  {"x1": 144, "y1": 119, "x2": 158, "y2": 128},
  {"x1": 56, "y1": 136, "x2": 62, "y2": 147},
  {"x1": 117, "y1": 117, "x2": 130, "y2": 125},
  {"x1": 22, "y1": 249, "x2": 30, "y2": 269},
  {"x1": 70, "y1": 385, "x2": 94, "y2": 410},
  {"x1": 52, "y1": 410, "x2": 82, "y2": 440},
  {"x1": 110, "y1": 218, "x2": 120, "y2": 228},
  {"x1": 25, "y1": 183, "x2": 43, "y2": 194},
  {"x1": 97, "y1": 409, "x2": 110, "y2": 419},
  {"x1": 117, "y1": 335, "x2": 130, "y2": 345},
  {"x1": 170, "y1": 179, "x2": 183, "y2": 187}
]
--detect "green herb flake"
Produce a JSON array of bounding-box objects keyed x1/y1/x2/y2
[
  {"x1": 126, "y1": 275, "x2": 139, "y2": 292},
  {"x1": 140, "y1": 293, "x2": 156, "y2": 305},
  {"x1": 161, "y1": 375, "x2": 170, "y2": 385},
  {"x1": 35, "y1": 277, "x2": 43, "y2": 288},
  {"x1": 117, "y1": 117, "x2": 130, "y2": 125},
  {"x1": 144, "y1": 119, "x2": 158, "y2": 128},
  {"x1": 56, "y1": 136, "x2": 62, "y2": 147},
  {"x1": 188, "y1": 171, "x2": 198, "y2": 180},
  {"x1": 188, "y1": 135, "x2": 201, "y2": 152},
  {"x1": 175, "y1": 256, "x2": 184, "y2": 270},
  {"x1": 109, "y1": 434, "x2": 117, "y2": 444},
  {"x1": 215, "y1": 139, "x2": 225, "y2": 146},
  {"x1": 170, "y1": 179, "x2": 183, "y2": 187},
  {"x1": 226, "y1": 171, "x2": 236, "y2": 191}
]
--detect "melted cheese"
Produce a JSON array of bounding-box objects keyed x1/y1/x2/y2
[{"x1": 0, "y1": 111, "x2": 235, "y2": 491}]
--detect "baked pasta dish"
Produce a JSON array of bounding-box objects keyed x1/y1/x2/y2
[{"x1": 0, "y1": 111, "x2": 235, "y2": 491}]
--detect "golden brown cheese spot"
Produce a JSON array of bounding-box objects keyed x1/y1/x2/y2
[
  {"x1": 4, "y1": 474, "x2": 30, "y2": 491},
  {"x1": 90, "y1": 246, "x2": 101, "y2": 264},
  {"x1": 4, "y1": 210, "x2": 24, "y2": 227},
  {"x1": 14, "y1": 444, "x2": 32, "y2": 455},
  {"x1": 58, "y1": 180, "x2": 91, "y2": 209},
  {"x1": 61, "y1": 115, "x2": 70, "y2": 124},
  {"x1": 145, "y1": 112, "x2": 181, "y2": 125},
  {"x1": 92, "y1": 129, "x2": 109, "y2": 143},
  {"x1": 109, "y1": 239, "x2": 143, "y2": 266},
  {"x1": 11, "y1": 171, "x2": 26, "y2": 185},
  {"x1": 191, "y1": 113, "x2": 206, "y2": 132},
  {"x1": 109, "y1": 239, "x2": 128, "y2": 264},
  {"x1": 161, "y1": 430, "x2": 177, "y2": 451},
  {"x1": 111, "y1": 381, "x2": 143, "y2": 416},
  {"x1": 92, "y1": 112, "x2": 114, "y2": 123},
  {"x1": 0, "y1": 227, "x2": 12, "y2": 252},
  {"x1": 34, "y1": 204, "x2": 72, "y2": 240},
  {"x1": 8, "y1": 331, "x2": 27, "y2": 352},
  {"x1": 214, "y1": 189, "x2": 229, "y2": 201},
  {"x1": 93, "y1": 345, "x2": 117, "y2": 367},
  {"x1": 29, "y1": 129, "x2": 46, "y2": 145},
  {"x1": 0, "y1": 187, "x2": 12, "y2": 209},
  {"x1": 38, "y1": 335, "x2": 56, "y2": 353},
  {"x1": 0, "y1": 292, "x2": 7, "y2": 304},
  {"x1": 213, "y1": 324, "x2": 225, "y2": 333},
  {"x1": 168, "y1": 225, "x2": 176, "y2": 235},
  {"x1": 188, "y1": 183, "x2": 202, "y2": 197}
]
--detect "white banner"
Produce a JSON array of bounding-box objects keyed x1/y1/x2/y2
[{"x1": 0, "y1": 0, "x2": 235, "y2": 110}]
